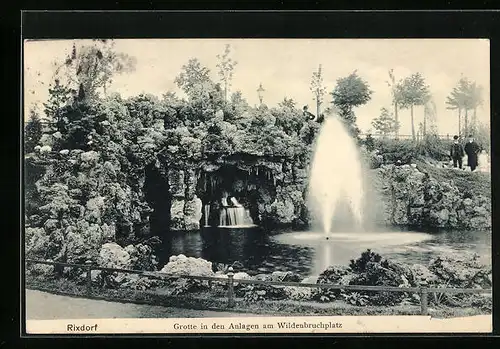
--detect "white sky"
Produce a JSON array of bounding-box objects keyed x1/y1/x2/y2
[{"x1": 24, "y1": 39, "x2": 490, "y2": 135}]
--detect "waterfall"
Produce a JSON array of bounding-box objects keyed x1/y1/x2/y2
[
  {"x1": 307, "y1": 116, "x2": 365, "y2": 235},
  {"x1": 204, "y1": 204, "x2": 210, "y2": 227},
  {"x1": 218, "y1": 197, "x2": 255, "y2": 228}
]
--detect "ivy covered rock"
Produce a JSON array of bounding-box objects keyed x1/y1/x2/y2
[
  {"x1": 375, "y1": 164, "x2": 491, "y2": 230},
  {"x1": 97, "y1": 242, "x2": 132, "y2": 269}
]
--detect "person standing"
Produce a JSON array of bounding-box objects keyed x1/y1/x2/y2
[
  {"x1": 450, "y1": 135, "x2": 465, "y2": 169},
  {"x1": 464, "y1": 135, "x2": 480, "y2": 172}
]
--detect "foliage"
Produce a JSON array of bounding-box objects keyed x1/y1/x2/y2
[
  {"x1": 399, "y1": 73, "x2": 431, "y2": 110},
  {"x1": 331, "y1": 71, "x2": 372, "y2": 139},
  {"x1": 399, "y1": 72, "x2": 431, "y2": 140},
  {"x1": 415, "y1": 134, "x2": 450, "y2": 161},
  {"x1": 310, "y1": 64, "x2": 327, "y2": 116},
  {"x1": 471, "y1": 121, "x2": 490, "y2": 152},
  {"x1": 363, "y1": 133, "x2": 375, "y2": 152},
  {"x1": 216, "y1": 44, "x2": 238, "y2": 103},
  {"x1": 24, "y1": 109, "x2": 44, "y2": 153},
  {"x1": 446, "y1": 76, "x2": 484, "y2": 135},
  {"x1": 175, "y1": 58, "x2": 213, "y2": 97},
  {"x1": 52, "y1": 40, "x2": 136, "y2": 102},
  {"x1": 349, "y1": 249, "x2": 384, "y2": 272},
  {"x1": 240, "y1": 284, "x2": 289, "y2": 301},
  {"x1": 371, "y1": 107, "x2": 399, "y2": 137},
  {"x1": 386, "y1": 69, "x2": 403, "y2": 137}
]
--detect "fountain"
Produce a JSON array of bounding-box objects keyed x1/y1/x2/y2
[
  {"x1": 307, "y1": 115, "x2": 365, "y2": 235},
  {"x1": 271, "y1": 113, "x2": 433, "y2": 270}
]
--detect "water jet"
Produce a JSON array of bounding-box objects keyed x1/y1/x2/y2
[{"x1": 308, "y1": 115, "x2": 365, "y2": 234}]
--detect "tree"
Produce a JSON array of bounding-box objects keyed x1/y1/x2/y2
[
  {"x1": 43, "y1": 78, "x2": 75, "y2": 129},
  {"x1": 423, "y1": 98, "x2": 438, "y2": 136},
  {"x1": 445, "y1": 83, "x2": 463, "y2": 136},
  {"x1": 52, "y1": 40, "x2": 136, "y2": 102},
  {"x1": 24, "y1": 109, "x2": 43, "y2": 154},
  {"x1": 216, "y1": 44, "x2": 238, "y2": 104},
  {"x1": 371, "y1": 107, "x2": 399, "y2": 138},
  {"x1": 310, "y1": 64, "x2": 327, "y2": 118},
  {"x1": 446, "y1": 76, "x2": 483, "y2": 136},
  {"x1": 331, "y1": 71, "x2": 373, "y2": 138},
  {"x1": 386, "y1": 69, "x2": 403, "y2": 139},
  {"x1": 398, "y1": 72, "x2": 430, "y2": 141},
  {"x1": 278, "y1": 97, "x2": 296, "y2": 109},
  {"x1": 467, "y1": 81, "x2": 483, "y2": 134}
]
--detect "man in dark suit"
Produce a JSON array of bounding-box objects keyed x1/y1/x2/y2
[
  {"x1": 450, "y1": 135, "x2": 465, "y2": 169},
  {"x1": 464, "y1": 135, "x2": 480, "y2": 172}
]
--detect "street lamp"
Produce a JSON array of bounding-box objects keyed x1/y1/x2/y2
[{"x1": 257, "y1": 83, "x2": 265, "y2": 105}]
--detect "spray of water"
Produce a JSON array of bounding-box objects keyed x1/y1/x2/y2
[{"x1": 307, "y1": 115, "x2": 365, "y2": 234}]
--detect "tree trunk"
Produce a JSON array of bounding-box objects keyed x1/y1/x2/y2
[
  {"x1": 316, "y1": 99, "x2": 321, "y2": 120},
  {"x1": 394, "y1": 102, "x2": 399, "y2": 140},
  {"x1": 423, "y1": 106, "x2": 427, "y2": 137},
  {"x1": 411, "y1": 104, "x2": 415, "y2": 141},
  {"x1": 458, "y1": 108, "x2": 461, "y2": 136},
  {"x1": 465, "y1": 109, "x2": 469, "y2": 136},
  {"x1": 224, "y1": 81, "x2": 228, "y2": 104},
  {"x1": 473, "y1": 107, "x2": 477, "y2": 132}
]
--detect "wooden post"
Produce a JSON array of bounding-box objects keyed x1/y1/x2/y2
[
  {"x1": 85, "y1": 261, "x2": 93, "y2": 296},
  {"x1": 420, "y1": 287, "x2": 428, "y2": 315},
  {"x1": 227, "y1": 267, "x2": 235, "y2": 308}
]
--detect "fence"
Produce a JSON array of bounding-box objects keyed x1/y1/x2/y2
[
  {"x1": 25, "y1": 259, "x2": 492, "y2": 315},
  {"x1": 360, "y1": 133, "x2": 453, "y2": 140}
]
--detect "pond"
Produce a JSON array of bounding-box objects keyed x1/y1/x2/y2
[{"x1": 155, "y1": 227, "x2": 491, "y2": 276}]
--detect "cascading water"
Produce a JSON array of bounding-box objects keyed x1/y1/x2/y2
[
  {"x1": 203, "y1": 197, "x2": 255, "y2": 228},
  {"x1": 219, "y1": 197, "x2": 255, "y2": 228},
  {"x1": 203, "y1": 204, "x2": 210, "y2": 227},
  {"x1": 307, "y1": 115, "x2": 365, "y2": 235}
]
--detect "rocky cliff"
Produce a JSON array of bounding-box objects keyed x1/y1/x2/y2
[
  {"x1": 370, "y1": 163, "x2": 491, "y2": 231},
  {"x1": 164, "y1": 155, "x2": 311, "y2": 231}
]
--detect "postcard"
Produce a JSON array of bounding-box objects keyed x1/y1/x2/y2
[{"x1": 23, "y1": 37, "x2": 492, "y2": 335}]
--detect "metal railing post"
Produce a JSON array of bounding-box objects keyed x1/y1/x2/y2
[
  {"x1": 420, "y1": 287, "x2": 429, "y2": 315},
  {"x1": 227, "y1": 267, "x2": 235, "y2": 308},
  {"x1": 85, "y1": 260, "x2": 93, "y2": 296}
]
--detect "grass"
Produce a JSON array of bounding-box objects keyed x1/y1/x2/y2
[
  {"x1": 25, "y1": 274, "x2": 490, "y2": 319},
  {"x1": 416, "y1": 159, "x2": 491, "y2": 198}
]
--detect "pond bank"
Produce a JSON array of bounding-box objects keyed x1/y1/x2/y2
[{"x1": 26, "y1": 276, "x2": 490, "y2": 319}]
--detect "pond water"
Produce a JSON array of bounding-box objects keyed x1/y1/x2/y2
[{"x1": 155, "y1": 227, "x2": 491, "y2": 276}]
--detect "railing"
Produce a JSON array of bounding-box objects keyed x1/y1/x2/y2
[
  {"x1": 25, "y1": 259, "x2": 492, "y2": 315},
  {"x1": 360, "y1": 133, "x2": 453, "y2": 140}
]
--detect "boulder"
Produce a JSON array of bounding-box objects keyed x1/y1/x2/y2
[
  {"x1": 124, "y1": 243, "x2": 158, "y2": 271},
  {"x1": 184, "y1": 196, "x2": 202, "y2": 230},
  {"x1": 170, "y1": 198, "x2": 186, "y2": 230},
  {"x1": 168, "y1": 169, "x2": 185, "y2": 197},
  {"x1": 159, "y1": 254, "x2": 214, "y2": 277},
  {"x1": 97, "y1": 242, "x2": 131, "y2": 269}
]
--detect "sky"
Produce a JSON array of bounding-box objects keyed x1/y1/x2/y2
[{"x1": 24, "y1": 39, "x2": 490, "y2": 135}]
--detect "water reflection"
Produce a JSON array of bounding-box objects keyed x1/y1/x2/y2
[
  {"x1": 156, "y1": 228, "x2": 314, "y2": 275},
  {"x1": 155, "y1": 228, "x2": 491, "y2": 276}
]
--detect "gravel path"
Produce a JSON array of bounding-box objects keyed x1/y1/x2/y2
[{"x1": 26, "y1": 289, "x2": 263, "y2": 319}]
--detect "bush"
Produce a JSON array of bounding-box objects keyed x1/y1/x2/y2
[{"x1": 374, "y1": 138, "x2": 417, "y2": 164}]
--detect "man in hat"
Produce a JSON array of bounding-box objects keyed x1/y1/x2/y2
[
  {"x1": 449, "y1": 135, "x2": 465, "y2": 169},
  {"x1": 464, "y1": 135, "x2": 480, "y2": 172}
]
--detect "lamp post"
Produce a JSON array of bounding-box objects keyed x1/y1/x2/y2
[{"x1": 257, "y1": 83, "x2": 265, "y2": 105}]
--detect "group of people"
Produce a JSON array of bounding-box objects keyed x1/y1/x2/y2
[{"x1": 449, "y1": 135, "x2": 487, "y2": 172}]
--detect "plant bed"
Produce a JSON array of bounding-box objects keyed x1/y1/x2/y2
[{"x1": 25, "y1": 273, "x2": 490, "y2": 319}]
